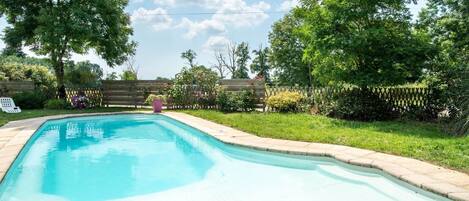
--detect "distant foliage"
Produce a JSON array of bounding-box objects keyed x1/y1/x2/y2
[
  {"x1": 181, "y1": 49, "x2": 197, "y2": 68},
  {"x1": 120, "y1": 70, "x2": 137, "y2": 81},
  {"x1": 216, "y1": 90, "x2": 256, "y2": 112},
  {"x1": 267, "y1": 91, "x2": 305, "y2": 112},
  {"x1": 105, "y1": 72, "x2": 119, "y2": 81},
  {"x1": 64, "y1": 61, "x2": 103, "y2": 87},
  {"x1": 232, "y1": 42, "x2": 250, "y2": 79},
  {"x1": 0, "y1": 56, "x2": 51, "y2": 68},
  {"x1": 250, "y1": 46, "x2": 271, "y2": 83}
]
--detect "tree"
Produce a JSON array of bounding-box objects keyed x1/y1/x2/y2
[
  {"x1": 0, "y1": 0, "x2": 136, "y2": 98},
  {"x1": 418, "y1": 0, "x2": 468, "y2": 135},
  {"x1": 250, "y1": 45, "x2": 271, "y2": 83},
  {"x1": 120, "y1": 70, "x2": 137, "y2": 80},
  {"x1": 212, "y1": 50, "x2": 228, "y2": 79},
  {"x1": 105, "y1": 72, "x2": 119, "y2": 81},
  {"x1": 174, "y1": 65, "x2": 218, "y2": 87},
  {"x1": 181, "y1": 49, "x2": 197, "y2": 68},
  {"x1": 269, "y1": 13, "x2": 312, "y2": 86},
  {"x1": 217, "y1": 42, "x2": 238, "y2": 77},
  {"x1": 211, "y1": 42, "x2": 251, "y2": 79},
  {"x1": 123, "y1": 54, "x2": 139, "y2": 79},
  {"x1": 64, "y1": 61, "x2": 103, "y2": 87},
  {"x1": 233, "y1": 42, "x2": 250, "y2": 79},
  {"x1": 295, "y1": 0, "x2": 431, "y2": 87},
  {"x1": 170, "y1": 65, "x2": 219, "y2": 107}
]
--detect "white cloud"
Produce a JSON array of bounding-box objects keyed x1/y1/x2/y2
[
  {"x1": 279, "y1": 0, "x2": 299, "y2": 11},
  {"x1": 178, "y1": 18, "x2": 226, "y2": 39},
  {"x1": 178, "y1": 0, "x2": 271, "y2": 39},
  {"x1": 131, "y1": 7, "x2": 173, "y2": 31},
  {"x1": 129, "y1": 0, "x2": 145, "y2": 4},
  {"x1": 153, "y1": 0, "x2": 176, "y2": 6},
  {"x1": 203, "y1": 35, "x2": 231, "y2": 51}
]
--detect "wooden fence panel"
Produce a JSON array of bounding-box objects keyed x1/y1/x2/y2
[
  {"x1": 101, "y1": 80, "x2": 172, "y2": 107},
  {"x1": 0, "y1": 81, "x2": 35, "y2": 96},
  {"x1": 219, "y1": 79, "x2": 266, "y2": 105}
]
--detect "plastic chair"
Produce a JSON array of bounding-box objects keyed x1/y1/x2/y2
[{"x1": 0, "y1": 97, "x2": 21, "y2": 113}]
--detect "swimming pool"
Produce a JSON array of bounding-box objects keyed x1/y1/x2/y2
[{"x1": 0, "y1": 114, "x2": 448, "y2": 201}]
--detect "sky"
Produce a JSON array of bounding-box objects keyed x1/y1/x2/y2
[{"x1": 0, "y1": 0, "x2": 427, "y2": 79}]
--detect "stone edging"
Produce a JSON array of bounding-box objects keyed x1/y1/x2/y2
[
  {"x1": 0, "y1": 111, "x2": 467, "y2": 201},
  {"x1": 162, "y1": 112, "x2": 469, "y2": 201}
]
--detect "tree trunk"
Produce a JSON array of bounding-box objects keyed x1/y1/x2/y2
[{"x1": 54, "y1": 61, "x2": 66, "y2": 99}]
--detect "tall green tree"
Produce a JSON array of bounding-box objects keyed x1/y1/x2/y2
[
  {"x1": 250, "y1": 45, "x2": 271, "y2": 83},
  {"x1": 295, "y1": 0, "x2": 431, "y2": 87},
  {"x1": 418, "y1": 0, "x2": 468, "y2": 135},
  {"x1": 0, "y1": 0, "x2": 136, "y2": 98},
  {"x1": 269, "y1": 13, "x2": 312, "y2": 86},
  {"x1": 181, "y1": 49, "x2": 197, "y2": 68},
  {"x1": 233, "y1": 42, "x2": 250, "y2": 79}
]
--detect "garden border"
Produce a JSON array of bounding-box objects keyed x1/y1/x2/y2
[{"x1": 0, "y1": 111, "x2": 467, "y2": 200}]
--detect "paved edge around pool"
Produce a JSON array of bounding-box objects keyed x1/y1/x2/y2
[
  {"x1": 161, "y1": 112, "x2": 469, "y2": 201},
  {"x1": 0, "y1": 112, "x2": 467, "y2": 200}
]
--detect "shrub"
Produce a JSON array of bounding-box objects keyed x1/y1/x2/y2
[
  {"x1": 216, "y1": 91, "x2": 237, "y2": 112},
  {"x1": 236, "y1": 90, "x2": 256, "y2": 112},
  {"x1": 168, "y1": 85, "x2": 196, "y2": 108},
  {"x1": 44, "y1": 99, "x2": 69, "y2": 109},
  {"x1": 267, "y1": 91, "x2": 304, "y2": 112},
  {"x1": 12, "y1": 91, "x2": 48, "y2": 109},
  {"x1": 216, "y1": 90, "x2": 256, "y2": 112},
  {"x1": 331, "y1": 88, "x2": 398, "y2": 121},
  {"x1": 169, "y1": 66, "x2": 218, "y2": 108},
  {"x1": 144, "y1": 94, "x2": 167, "y2": 105},
  {"x1": 0, "y1": 57, "x2": 56, "y2": 95}
]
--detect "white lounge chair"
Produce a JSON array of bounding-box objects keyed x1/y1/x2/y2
[{"x1": 0, "y1": 97, "x2": 21, "y2": 113}]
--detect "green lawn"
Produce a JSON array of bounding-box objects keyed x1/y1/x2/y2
[
  {"x1": 0, "y1": 108, "x2": 144, "y2": 127},
  {"x1": 182, "y1": 110, "x2": 469, "y2": 173}
]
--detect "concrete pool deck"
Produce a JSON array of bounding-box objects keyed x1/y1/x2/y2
[{"x1": 0, "y1": 111, "x2": 468, "y2": 200}]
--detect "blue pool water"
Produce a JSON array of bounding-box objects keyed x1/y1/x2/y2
[{"x1": 0, "y1": 114, "x2": 447, "y2": 201}]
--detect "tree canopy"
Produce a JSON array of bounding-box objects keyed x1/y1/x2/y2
[
  {"x1": 250, "y1": 45, "x2": 271, "y2": 83},
  {"x1": 181, "y1": 49, "x2": 197, "y2": 68},
  {"x1": 233, "y1": 42, "x2": 250, "y2": 79},
  {"x1": 294, "y1": 0, "x2": 432, "y2": 87},
  {"x1": 268, "y1": 13, "x2": 312, "y2": 86},
  {"x1": 417, "y1": 0, "x2": 468, "y2": 135},
  {"x1": 0, "y1": 0, "x2": 136, "y2": 98}
]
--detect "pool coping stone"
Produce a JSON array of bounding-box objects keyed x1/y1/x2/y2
[{"x1": 0, "y1": 111, "x2": 466, "y2": 201}]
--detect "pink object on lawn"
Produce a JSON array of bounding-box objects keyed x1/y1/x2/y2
[{"x1": 153, "y1": 100, "x2": 163, "y2": 113}]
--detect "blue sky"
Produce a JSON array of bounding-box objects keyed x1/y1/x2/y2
[{"x1": 0, "y1": 0, "x2": 427, "y2": 79}]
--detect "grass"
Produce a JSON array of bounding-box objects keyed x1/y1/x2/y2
[
  {"x1": 0, "y1": 107, "x2": 145, "y2": 127},
  {"x1": 182, "y1": 110, "x2": 469, "y2": 173}
]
